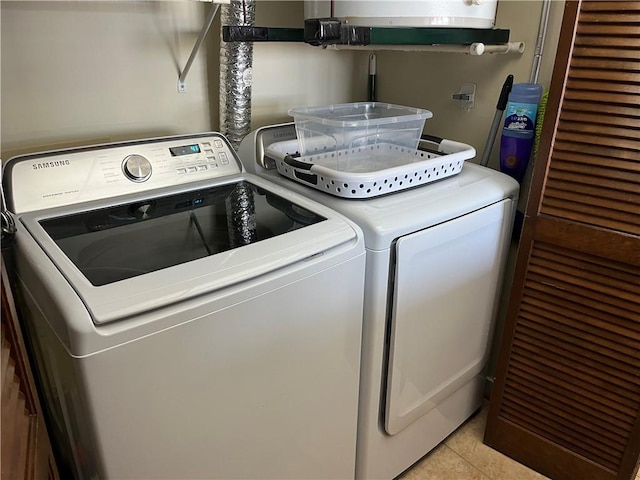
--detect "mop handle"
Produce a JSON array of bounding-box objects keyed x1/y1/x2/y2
[{"x1": 480, "y1": 74, "x2": 514, "y2": 167}]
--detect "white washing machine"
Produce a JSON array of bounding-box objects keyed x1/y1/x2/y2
[
  {"x1": 239, "y1": 123, "x2": 520, "y2": 480},
  {"x1": 2, "y1": 132, "x2": 366, "y2": 480}
]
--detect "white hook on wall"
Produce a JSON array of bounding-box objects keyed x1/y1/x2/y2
[{"x1": 452, "y1": 83, "x2": 477, "y2": 111}]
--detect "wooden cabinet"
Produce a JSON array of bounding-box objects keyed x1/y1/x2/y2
[
  {"x1": 484, "y1": 1, "x2": 640, "y2": 480},
  {"x1": 1, "y1": 258, "x2": 59, "y2": 480}
]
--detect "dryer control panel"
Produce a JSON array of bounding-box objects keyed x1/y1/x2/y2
[{"x1": 4, "y1": 133, "x2": 243, "y2": 214}]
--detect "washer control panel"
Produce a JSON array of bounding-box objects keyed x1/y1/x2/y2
[{"x1": 6, "y1": 133, "x2": 243, "y2": 214}]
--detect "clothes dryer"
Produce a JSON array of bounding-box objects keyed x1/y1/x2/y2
[{"x1": 239, "y1": 123, "x2": 519, "y2": 480}]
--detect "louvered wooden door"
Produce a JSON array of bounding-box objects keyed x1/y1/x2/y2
[{"x1": 484, "y1": 2, "x2": 640, "y2": 480}]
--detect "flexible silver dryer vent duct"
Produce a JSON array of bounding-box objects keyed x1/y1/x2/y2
[{"x1": 220, "y1": 0, "x2": 255, "y2": 151}]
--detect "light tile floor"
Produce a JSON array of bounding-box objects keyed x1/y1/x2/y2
[
  {"x1": 398, "y1": 405, "x2": 548, "y2": 480},
  {"x1": 399, "y1": 404, "x2": 640, "y2": 480}
]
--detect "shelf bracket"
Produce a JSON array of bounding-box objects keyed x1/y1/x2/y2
[{"x1": 178, "y1": 2, "x2": 221, "y2": 93}]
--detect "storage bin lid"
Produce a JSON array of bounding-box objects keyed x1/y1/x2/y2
[{"x1": 288, "y1": 102, "x2": 433, "y2": 127}]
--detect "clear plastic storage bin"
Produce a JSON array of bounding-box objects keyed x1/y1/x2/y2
[{"x1": 288, "y1": 102, "x2": 432, "y2": 157}]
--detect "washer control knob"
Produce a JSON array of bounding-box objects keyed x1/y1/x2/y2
[{"x1": 122, "y1": 154, "x2": 152, "y2": 182}]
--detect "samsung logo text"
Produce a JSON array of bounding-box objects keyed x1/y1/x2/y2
[{"x1": 32, "y1": 160, "x2": 71, "y2": 170}]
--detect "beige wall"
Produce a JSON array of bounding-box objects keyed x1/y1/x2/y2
[
  {"x1": 1, "y1": 1, "x2": 563, "y2": 163},
  {"x1": 373, "y1": 0, "x2": 565, "y2": 171},
  {"x1": 0, "y1": 0, "x2": 360, "y2": 160},
  {"x1": 1, "y1": 1, "x2": 212, "y2": 159},
  {"x1": 216, "y1": 1, "x2": 363, "y2": 130}
]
